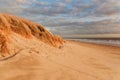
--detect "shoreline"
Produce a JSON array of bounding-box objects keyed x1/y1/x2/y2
[
  {"x1": 67, "y1": 40, "x2": 120, "y2": 52},
  {"x1": 67, "y1": 39, "x2": 120, "y2": 48}
]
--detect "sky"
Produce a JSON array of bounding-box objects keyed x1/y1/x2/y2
[{"x1": 0, "y1": 0, "x2": 120, "y2": 37}]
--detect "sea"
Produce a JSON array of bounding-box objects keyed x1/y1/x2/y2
[{"x1": 67, "y1": 38, "x2": 120, "y2": 46}]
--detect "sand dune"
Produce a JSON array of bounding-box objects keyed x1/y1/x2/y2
[
  {"x1": 0, "y1": 14, "x2": 120, "y2": 80},
  {"x1": 0, "y1": 13, "x2": 64, "y2": 58}
]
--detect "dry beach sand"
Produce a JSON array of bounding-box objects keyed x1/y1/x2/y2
[{"x1": 0, "y1": 14, "x2": 120, "y2": 80}]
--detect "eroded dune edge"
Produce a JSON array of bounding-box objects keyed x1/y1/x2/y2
[{"x1": 0, "y1": 13, "x2": 65, "y2": 58}]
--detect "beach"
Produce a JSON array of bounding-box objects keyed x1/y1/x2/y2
[{"x1": 0, "y1": 40, "x2": 120, "y2": 80}]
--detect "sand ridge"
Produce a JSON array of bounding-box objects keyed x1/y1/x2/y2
[{"x1": 0, "y1": 13, "x2": 64, "y2": 57}]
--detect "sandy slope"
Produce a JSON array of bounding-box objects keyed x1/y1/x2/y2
[
  {"x1": 0, "y1": 13, "x2": 64, "y2": 58},
  {"x1": 0, "y1": 40, "x2": 120, "y2": 80}
]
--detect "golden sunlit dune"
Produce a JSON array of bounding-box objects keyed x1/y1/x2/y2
[
  {"x1": 0, "y1": 14, "x2": 120, "y2": 80},
  {"x1": 0, "y1": 13, "x2": 64, "y2": 57}
]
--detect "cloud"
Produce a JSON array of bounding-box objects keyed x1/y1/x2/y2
[
  {"x1": 1, "y1": 0, "x2": 120, "y2": 17},
  {"x1": 22, "y1": 1, "x2": 72, "y2": 16},
  {"x1": 37, "y1": 15, "x2": 120, "y2": 37},
  {"x1": 49, "y1": 19, "x2": 120, "y2": 36},
  {"x1": 16, "y1": 0, "x2": 37, "y2": 4},
  {"x1": 93, "y1": 0, "x2": 120, "y2": 16},
  {"x1": 0, "y1": 0, "x2": 120, "y2": 37},
  {"x1": 64, "y1": 0, "x2": 72, "y2": 3},
  {"x1": 0, "y1": 0, "x2": 37, "y2": 16}
]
